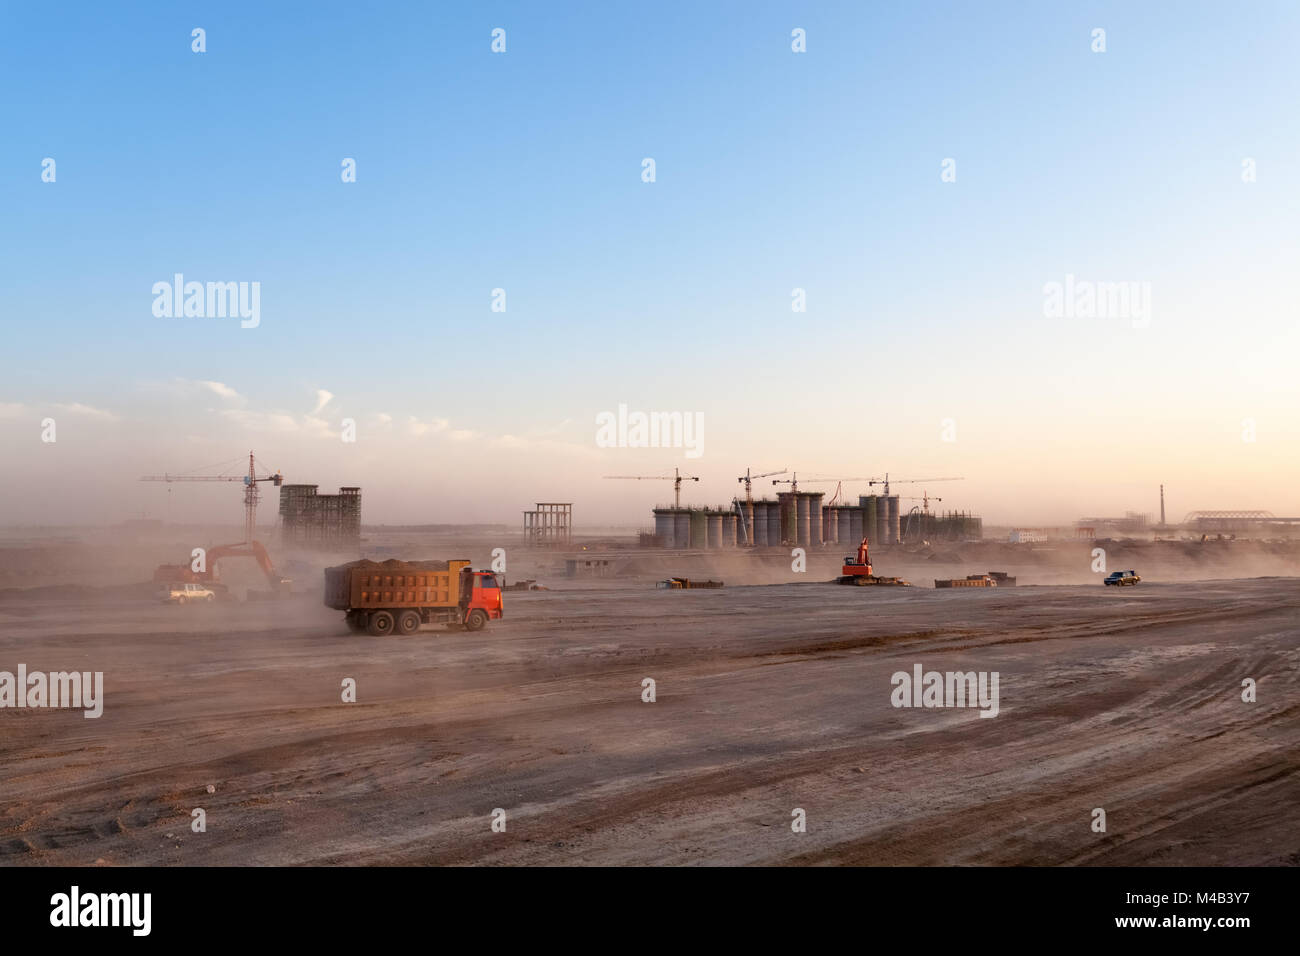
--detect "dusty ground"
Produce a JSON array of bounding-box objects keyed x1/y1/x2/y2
[{"x1": 2, "y1": 561, "x2": 1297, "y2": 866}]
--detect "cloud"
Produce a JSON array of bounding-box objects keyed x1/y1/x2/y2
[
  {"x1": 312, "y1": 389, "x2": 334, "y2": 414},
  {"x1": 486, "y1": 431, "x2": 602, "y2": 458},
  {"x1": 53, "y1": 402, "x2": 118, "y2": 421},
  {"x1": 199, "y1": 380, "x2": 241, "y2": 401},
  {"x1": 408, "y1": 416, "x2": 450, "y2": 437},
  {"x1": 302, "y1": 415, "x2": 334, "y2": 437},
  {"x1": 145, "y1": 378, "x2": 244, "y2": 404},
  {"x1": 526, "y1": 418, "x2": 575, "y2": 438},
  {"x1": 219, "y1": 408, "x2": 301, "y2": 432}
]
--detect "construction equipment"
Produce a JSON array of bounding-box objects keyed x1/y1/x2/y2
[
  {"x1": 866, "y1": 474, "x2": 963, "y2": 495},
  {"x1": 324, "y1": 559, "x2": 504, "y2": 635},
  {"x1": 835, "y1": 537, "x2": 910, "y2": 586},
  {"x1": 772, "y1": 472, "x2": 806, "y2": 492},
  {"x1": 657, "y1": 577, "x2": 724, "y2": 589},
  {"x1": 141, "y1": 451, "x2": 284, "y2": 544},
  {"x1": 738, "y1": 467, "x2": 786, "y2": 502},
  {"x1": 158, "y1": 582, "x2": 217, "y2": 604},
  {"x1": 732, "y1": 468, "x2": 786, "y2": 545},
  {"x1": 935, "y1": 575, "x2": 998, "y2": 588},
  {"x1": 152, "y1": 539, "x2": 292, "y2": 598},
  {"x1": 604, "y1": 467, "x2": 699, "y2": 508}
]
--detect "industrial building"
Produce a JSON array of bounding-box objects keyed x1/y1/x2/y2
[{"x1": 278, "y1": 485, "x2": 361, "y2": 550}]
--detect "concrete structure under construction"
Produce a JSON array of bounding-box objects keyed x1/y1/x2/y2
[
  {"x1": 523, "y1": 503, "x2": 572, "y2": 548},
  {"x1": 648, "y1": 493, "x2": 981, "y2": 550},
  {"x1": 279, "y1": 484, "x2": 361, "y2": 550}
]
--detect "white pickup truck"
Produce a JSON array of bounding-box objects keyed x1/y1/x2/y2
[{"x1": 159, "y1": 583, "x2": 217, "y2": 604}]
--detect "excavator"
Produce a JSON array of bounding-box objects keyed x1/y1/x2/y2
[
  {"x1": 836, "y1": 537, "x2": 910, "y2": 586},
  {"x1": 152, "y1": 540, "x2": 292, "y2": 600}
]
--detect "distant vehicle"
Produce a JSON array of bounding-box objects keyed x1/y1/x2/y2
[
  {"x1": 161, "y1": 583, "x2": 216, "y2": 604},
  {"x1": 1104, "y1": 570, "x2": 1141, "y2": 587},
  {"x1": 935, "y1": 574, "x2": 997, "y2": 588},
  {"x1": 324, "y1": 558, "x2": 504, "y2": 635},
  {"x1": 836, "y1": 537, "x2": 909, "y2": 586}
]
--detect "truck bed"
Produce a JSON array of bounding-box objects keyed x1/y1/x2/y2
[{"x1": 323, "y1": 558, "x2": 469, "y2": 610}]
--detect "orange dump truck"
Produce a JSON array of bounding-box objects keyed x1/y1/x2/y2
[{"x1": 324, "y1": 558, "x2": 503, "y2": 636}]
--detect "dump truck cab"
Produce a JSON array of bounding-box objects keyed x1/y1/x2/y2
[{"x1": 460, "y1": 569, "x2": 504, "y2": 630}]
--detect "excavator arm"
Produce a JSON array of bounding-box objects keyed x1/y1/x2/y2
[{"x1": 153, "y1": 540, "x2": 289, "y2": 592}]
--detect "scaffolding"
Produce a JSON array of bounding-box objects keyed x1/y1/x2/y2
[
  {"x1": 523, "y1": 503, "x2": 572, "y2": 548},
  {"x1": 279, "y1": 485, "x2": 361, "y2": 550},
  {"x1": 901, "y1": 509, "x2": 983, "y2": 542}
]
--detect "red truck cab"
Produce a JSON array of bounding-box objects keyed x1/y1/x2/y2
[{"x1": 461, "y1": 569, "x2": 504, "y2": 629}]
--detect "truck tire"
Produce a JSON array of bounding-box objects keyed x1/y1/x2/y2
[
  {"x1": 465, "y1": 609, "x2": 488, "y2": 632},
  {"x1": 206, "y1": 594, "x2": 215, "y2": 603},
  {"x1": 367, "y1": 610, "x2": 395, "y2": 636},
  {"x1": 397, "y1": 610, "x2": 421, "y2": 635},
  {"x1": 176, "y1": 596, "x2": 186, "y2": 605}
]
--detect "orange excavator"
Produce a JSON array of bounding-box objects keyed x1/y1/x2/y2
[
  {"x1": 836, "y1": 537, "x2": 909, "y2": 586},
  {"x1": 152, "y1": 540, "x2": 291, "y2": 599}
]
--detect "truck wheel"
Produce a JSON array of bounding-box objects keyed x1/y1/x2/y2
[
  {"x1": 397, "y1": 610, "x2": 421, "y2": 635},
  {"x1": 206, "y1": 594, "x2": 215, "y2": 603},
  {"x1": 367, "y1": 610, "x2": 395, "y2": 636},
  {"x1": 465, "y1": 609, "x2": 488, "y2": 632},
  {"x1": 176, "y1": 596, "x2": 186, "y2": 605}
]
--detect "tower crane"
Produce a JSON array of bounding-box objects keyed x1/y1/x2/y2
[
  {"x1": 898, "y1": 492, "x2": 943, "y2": 513},
  {"x1": 603, "y1": 467, "x2": 699, "y2": 509},
  {"x1": 791, "y1": 476, "x2": 875, "y2": 505},
  {"x1": 737, "y1": 467, "x2": 786, "y2": 503},
  {"x1": 733, "y1": 467, "x2": 786, "y2": 546},
  {"x1": 900, "y1": 494, "x2": 945, "y2": 542},
  {"x1": 141, "y1": 451, "x2": 283, "y2": 544},
  {"x1": 867, "y1": 474, "x2": 963, "y2": 495},
  {"x1": 772, "y1": 472, "x2": 803, "y2": 493}
]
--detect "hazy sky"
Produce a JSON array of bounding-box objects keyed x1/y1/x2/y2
[{"x1": 4, "y1": 1, "x2": 1298, "y2": 527}]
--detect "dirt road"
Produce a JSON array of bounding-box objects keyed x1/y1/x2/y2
[{"x1": 2, "y1": 577, "x2": 1297, "y2": 865}]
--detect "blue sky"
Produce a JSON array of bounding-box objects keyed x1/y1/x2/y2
[{"x1": 3, "y1": 1, "x2": 1298, "y2": 524}]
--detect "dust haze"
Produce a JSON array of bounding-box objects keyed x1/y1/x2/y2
[{"x1": 2, "y1": 523, "x2": 1297, "y2": 865}]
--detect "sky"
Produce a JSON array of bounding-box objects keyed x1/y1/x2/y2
[{"x1": 3, "y1": 0, "x2": 1298, "y2": 528}]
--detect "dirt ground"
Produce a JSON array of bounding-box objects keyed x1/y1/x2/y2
[{"x1": 2, "y1": 533, "x2": 1297, "y2": 866}]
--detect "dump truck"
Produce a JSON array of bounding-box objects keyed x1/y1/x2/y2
[
  {"x1": 836, "y1": 537, "x2": 909, "y2": 586},
  {"x1": 323, "y1": 558, "x2": 503, "y2": 635},
  {"x1": 657, "y1": 577, "x2": 724, "y2": 589},
  {"x1": 935, "y1": 574, "x2": 998, "y2": 588}
]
